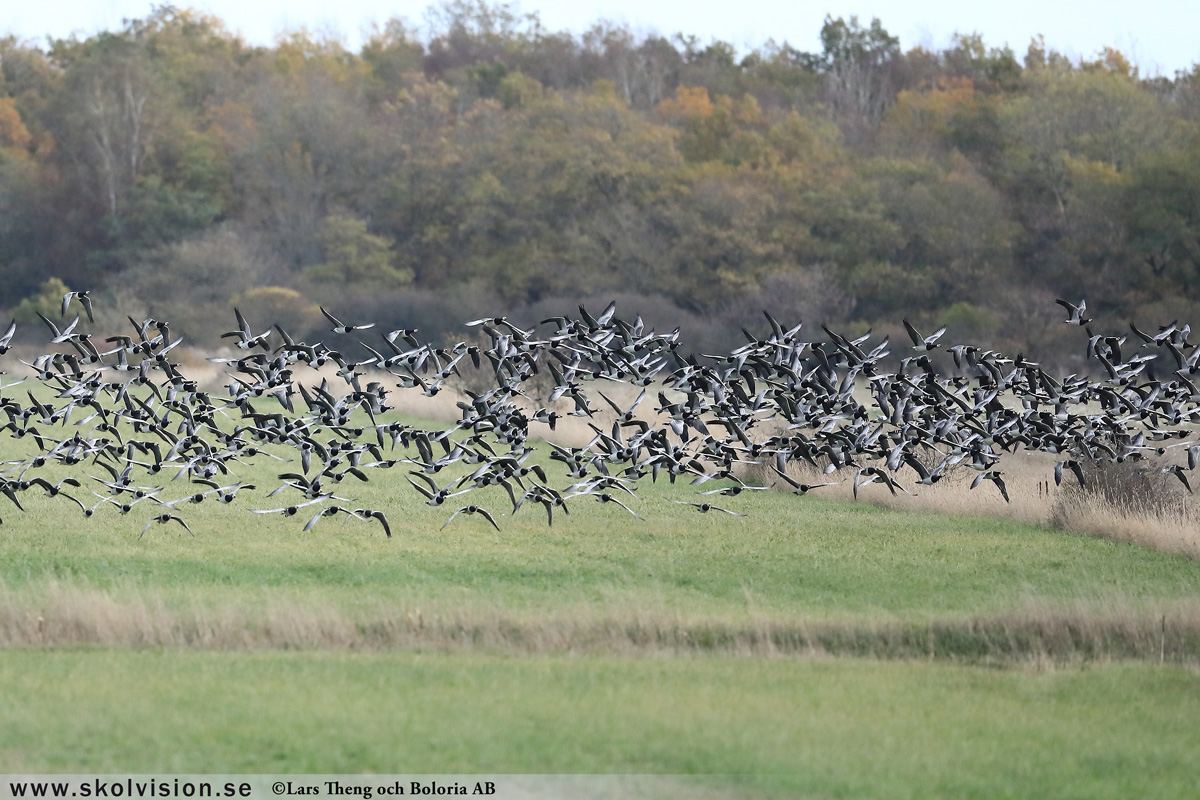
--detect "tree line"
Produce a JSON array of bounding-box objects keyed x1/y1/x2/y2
[{"x1": 1, "y1": 2, "x2": 1199, "y2": 364}]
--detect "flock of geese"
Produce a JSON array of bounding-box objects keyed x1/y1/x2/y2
[{"x1": 0, "y1": 292, "x2": 1197, "y2": 538}]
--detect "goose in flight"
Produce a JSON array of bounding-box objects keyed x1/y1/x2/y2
[
  {"x1": 252, "y1": 495, "x2": 332, "y2": 516},
  {"x1": 770, "y1": 467, "x2": 838, "y2": 495},
  {"x1": 221, "y1": 308, "x2": 271, "y2": 351},
  {"x1": 902, "y1": 319, "x2": 946, "y2": 352},
  {"x1": 669, "y1": 500, "x2": 746, "y2": 516},
  {"x1": 0, "y1": 319, "x2": 14, "y2": 355},
  {"x1": 139, "y1": 513, "x2": 193, "y2": 539},
  {"x1": 302, "y1": 505, "x2": 363, "y2": 531},
  {"x1": 441, "y1": 504, "x2": 501, "y2": 531},
  {"x1": 354, "y1": 508, "x2": 392, "y2": 537},
  {"x1": 321, "y1": 306, "x2": 375, "y2": 333},
  {"x1": 1053, "y1": 459, "x2": 1086, "y2": 487},
  {"x1": 970, "y1": 470, "x2": 1010, "y2": 503},
  {"x1": 1055, "y1": 299, "x2": 1091, "y2": 326},
  {"x1": 697, "y1": 484, "x2": 768, "y2": 497},
  {"x1": 589, "y1": 492, "x2": 643, "y2": 520},
  {"x1": 62, "y1": 290, "x2": 95, "y2": 323}
]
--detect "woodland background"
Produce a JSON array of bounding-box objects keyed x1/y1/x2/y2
[{"x1": 2, "y1": 2, "x2": 1199, "y2": 368}]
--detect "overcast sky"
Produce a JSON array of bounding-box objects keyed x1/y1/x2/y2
[{"x1": 6, "y1": 0, "x2": 1200, "y2": 77}]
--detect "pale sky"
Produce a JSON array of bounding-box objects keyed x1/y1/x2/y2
[{"x1": 6, "y1": 0, "x2": 1200, "y2": 77}]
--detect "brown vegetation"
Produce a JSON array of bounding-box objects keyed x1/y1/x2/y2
[
  {"x1": 2, "y1": 582, "x2": 1196, "y2": 664},
  {"x1": 772, "y1": 452, "x2": 1200, "y2": 560}
]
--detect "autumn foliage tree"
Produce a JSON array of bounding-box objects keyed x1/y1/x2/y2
[{"x1": 0, "y1": 2, "x2": 1198, "y2": 362}]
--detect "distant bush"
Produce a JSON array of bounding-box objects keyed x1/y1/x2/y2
[
  {"x1": 305, "y1": 215, "x2": 414, "y2": 288},
  {"x1": 230, "y1": 287, "x2": 324, "y2": 342},
  {"x1": 11, "y1": 277, "x2": 70, "y2": 330}
]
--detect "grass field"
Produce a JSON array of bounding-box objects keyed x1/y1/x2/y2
[
  {"x1": 1, "y1": 400, "x2": 1199, "y2": 794},
  {"x1": 3, "y1": 470, "x2": 1200, "y2": 653},
  {"x1": 4, "y1": 651, "x2": 1200, "y2": 799}
]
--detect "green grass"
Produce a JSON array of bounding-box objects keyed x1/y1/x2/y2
[
  {"x1": 2, "y1": 650, "x2": 1199, "y2": 799},
  {"x1": 0, "y1": 405, "x2": 1193, "y2": 621},
  {"x1": 4, "y1": 438, "x2": 1199, "y2": 658},
  {"x1": 3, "y1": 470, "x2": 1198, "y2": 625}
]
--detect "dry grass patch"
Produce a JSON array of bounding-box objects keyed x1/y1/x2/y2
[
  {"x1": 4, "y1": 581, "x2": 1200, "y2": 663},
  {"x1": 767, "y1": 450, "x2": 1200, "y2": 560}
]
